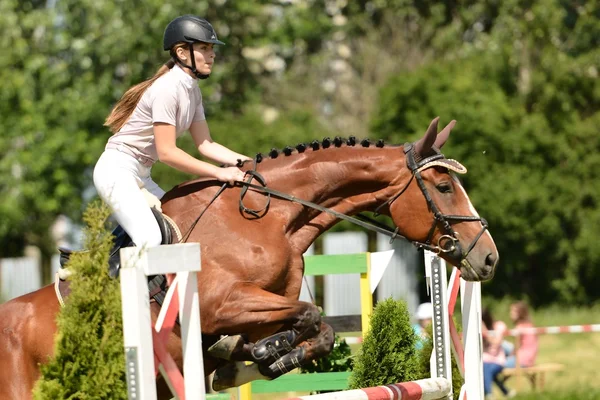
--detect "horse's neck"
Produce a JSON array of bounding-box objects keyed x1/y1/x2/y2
[{"x1": 258, "y1": 146, "x2": 407, "y2": 251}]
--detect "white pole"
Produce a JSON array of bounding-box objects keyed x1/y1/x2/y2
[
  {"x1": 425, "y1": 251, "x2": 453, "y2": 400},
  {"x1": 120, "y1": 247, "x2": 158, "y2": 400},
  {"x1": 178, "y1": 269, "x2": 205, "y2": 398},
  {"x1": 461, "y1": 280, "x2": 484, "y2": 399}
]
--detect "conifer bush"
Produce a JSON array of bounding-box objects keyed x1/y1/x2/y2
[
  {"x1": 33, "y1": 202, "x2": 127, "y2": 400},
  {"x1": 348, "y1": 298, "x2": 420, "y2": 389}
]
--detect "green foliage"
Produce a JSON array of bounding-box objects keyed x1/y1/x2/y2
[
  {"x1": 33, "y1": 202, "x2": 127, "y2": 400},
  {"x1": 349, "y1": 298, "x2": 420, "y2": 389},
  {"x1": 369, "y1": 0, "x2": 600, "y2": 306},
  {"x1": 300, "y1": 335, "x2": 353, "y2": 374},
  {"x1": 2, "y1": 0, "x2": 600, "y2": 308}
]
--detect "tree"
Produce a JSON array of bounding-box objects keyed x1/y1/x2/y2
[
  {"x1": 369, "y1": 0, "x2": 600, "y2": 306},
  {"x1": 0, "y1": 0, "x2": 334, "y2": 270},
  {"x1": 349, "y1": 298, "x2": 420, "y2": 389},
  {"x1": 33, "y1": 202, "x2": 126, "y2": 399}
]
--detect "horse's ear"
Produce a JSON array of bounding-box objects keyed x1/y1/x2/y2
[
  {"x1": 414, "y1": 117, "x2": 439, "y2": 156},
  {"x1": 434, "y1": 120, "x2": 456, "y2": 149}
]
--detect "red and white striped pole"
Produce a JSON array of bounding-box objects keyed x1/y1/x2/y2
[
  {"x1": 507, "y1": 324, "x2": 600, "y2": 336},
  {"x1": 285, "y1": 377, "x2": 451, "y2": 400}
]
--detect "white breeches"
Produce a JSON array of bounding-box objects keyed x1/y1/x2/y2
[{"x1": 93, "y1": 149, "x2": 165, "y2": 249}]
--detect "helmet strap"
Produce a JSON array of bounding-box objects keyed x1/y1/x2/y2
[{"x1": 171, "y1": 43, "x2": 210, "y2": 80}]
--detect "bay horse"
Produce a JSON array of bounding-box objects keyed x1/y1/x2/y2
[{"x1": 0, "y1": 118, "x2": 498, "y2": 398}]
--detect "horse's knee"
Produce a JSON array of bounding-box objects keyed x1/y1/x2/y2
[
  {"x1": 293, "y1": 302, "x2": 322, "y2": 339},
  {"x1": 313, "y1": 323, "x2": 335, "y2": 356}
]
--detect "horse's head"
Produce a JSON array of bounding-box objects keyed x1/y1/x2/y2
[{"x1": 386, "y1": 118, "x2": 498, "y2": 281}]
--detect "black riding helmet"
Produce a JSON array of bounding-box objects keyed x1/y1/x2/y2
[{"x1": 163, "y1": 15, "x2": 225, "y2": 79}]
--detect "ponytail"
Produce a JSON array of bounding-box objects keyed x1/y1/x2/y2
[{"x1": 104, "y1": 59, "x2": 176, "y2": 133}]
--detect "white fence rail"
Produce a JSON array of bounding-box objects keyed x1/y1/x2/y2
[{"x1": 0, "y1": 257, "x2": 42, "y2": 301}]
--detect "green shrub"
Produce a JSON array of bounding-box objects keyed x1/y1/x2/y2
[
  {"x1": 33, "y1": 202, "x2": 127, "y2": 400},
  {"x1": 348, "y1": 298, "x2": 420, "y2": 389},
  {"x1": 300, "y1": 334, "x2": 353, "y2": 374}
]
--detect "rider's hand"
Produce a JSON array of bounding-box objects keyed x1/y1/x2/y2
[{"x1": 216, "y1": 167, "x2": 246, "y2": 186}]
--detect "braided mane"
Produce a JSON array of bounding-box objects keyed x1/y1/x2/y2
[{"x1": 248, "y1": 137, "x2": 390, "y2": 164}]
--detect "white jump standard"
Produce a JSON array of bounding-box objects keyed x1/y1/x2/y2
[{"x1": 120, "y1": 243, "x2": 204, "y2": 400}]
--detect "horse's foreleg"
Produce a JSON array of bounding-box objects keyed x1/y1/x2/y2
[
  {"x1": 209, "y1": 282, "x2": 325, "y2": 389},
  {"x1": 256, "y1": 321, "x2": 335, "y2": 378},
  {"x1": 297, "y1": 322, "x2": 335, "y2": 365},
  {"x1": 209, "y1": 282, "x2": 322, "y2": 348},
  {"x1": 211, "y1": 322, "x2": 335, "y2": 391}
]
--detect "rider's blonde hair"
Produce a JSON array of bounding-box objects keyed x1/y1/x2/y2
[{"x1": 104, "y1": 44, "x2": 187, "y2": 133}]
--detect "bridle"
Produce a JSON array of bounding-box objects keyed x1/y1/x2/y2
[
  {"x1": 180, "y1": 142, "x2": 489, "y2": 263},
  {"x1": 371, "y1": 143, "x2": 489, "y2": 263}
]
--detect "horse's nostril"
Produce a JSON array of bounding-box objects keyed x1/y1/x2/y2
[{"x1": 485, "y1": 253, "x2": 498, "y2": 269}]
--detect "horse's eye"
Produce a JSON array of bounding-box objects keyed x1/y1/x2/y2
[{"x1": 436, "y1": 183, "x2": 453, "y2": 193}]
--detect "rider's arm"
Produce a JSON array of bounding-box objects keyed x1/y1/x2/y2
[
  {"x1": 154, "y1": 123, "x2": 244, "y2": 184},
  {"x1": 189, "y1": 120, "x2": 251, "y2": 166}
]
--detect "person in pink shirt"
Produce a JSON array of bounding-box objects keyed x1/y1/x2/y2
[{"x1": 506, "y1": 301, "x2": 538, "y2": 368}]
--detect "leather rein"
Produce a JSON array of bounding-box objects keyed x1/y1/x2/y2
[
  {"x1": 179, "y1": 143, "x2": 489, "y2": 262},
  {"x1": 236, "y1": 143, "x2": 489, "y2": 260}
]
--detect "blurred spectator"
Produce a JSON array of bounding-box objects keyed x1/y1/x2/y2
[
  {"x1": 482, "y1": 308, "x2": 515, "y2": 399},
  {"x1": 412, "y1": 302, "x2": 432, "y2": 350},
  {"x1": 506, "y1": 301, "x2": 538, "y2": 368}
]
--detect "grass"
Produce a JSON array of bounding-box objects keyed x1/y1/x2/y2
[{"x1": 503, "y1": 332, "x2": 600, "y2": 399}]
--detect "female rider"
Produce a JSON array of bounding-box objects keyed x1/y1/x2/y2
[{"x1": 94, "y1": 15, "x2": 250, "y2": 251}]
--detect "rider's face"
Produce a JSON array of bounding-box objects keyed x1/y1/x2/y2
[
  {"x1": 177, "y1": 42, "x2": 216, "y2": 76},
  {"x1": 192, "y1": 42, "x2": 215, "y2": 74}
]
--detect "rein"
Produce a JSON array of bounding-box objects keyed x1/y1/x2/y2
[
  {"x1": 179, "y1": 182, "x2": 228, "y2": 243},
  {"x1": 238, "y1": 171, "x2": 407, "y2": 242},
  {"x1": 179, "y1": 143, "x2": 489, "y2": 261},
  {"x1": 236, "y1": 145, "x2": 488, "y2": 257}
]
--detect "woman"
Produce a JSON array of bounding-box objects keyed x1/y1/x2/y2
[
  {"x1": 94, "y1": 15, "x2": 251, "y2": 251},
  {"x1": 507, "y1": 301, "x2": 538, "y2": 368}
]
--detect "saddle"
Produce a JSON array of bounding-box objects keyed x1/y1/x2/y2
[{"x1": 55, "y1": 207, "x2": 182, "y2": 308}]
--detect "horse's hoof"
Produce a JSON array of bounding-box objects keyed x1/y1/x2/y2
[
  {"x1": 208, "y1": 334, "x2": 245, "y2": 360},
  {"x1": 212, "y1": 363, "x2": 238, "y2": 391},
  {"x1": 213, "y1": 361, "x2": 272, "y2": 390}
]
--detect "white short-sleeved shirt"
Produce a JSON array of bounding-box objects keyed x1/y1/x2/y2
[{"x1": 107, "y1": 65, "x2": 205, "y2": 163}]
